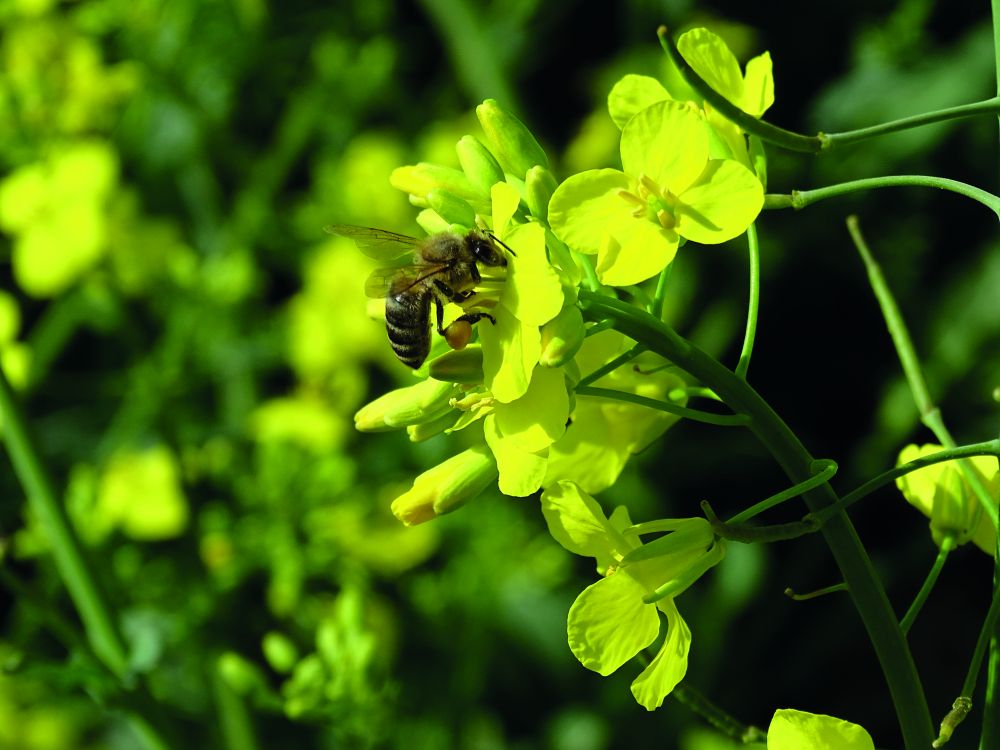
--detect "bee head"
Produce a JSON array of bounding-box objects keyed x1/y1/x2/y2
[{"x1": 469, "y1": 231, "x2": 514, "y2": 267}]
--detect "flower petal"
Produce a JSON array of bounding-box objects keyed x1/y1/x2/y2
[
  {"x1": 479, "y1": 307, "x2": 540, "y2": 403},
  {"x1": 493, "y1": 364, "x2": 569, "y2": 452},
  {"x1": 501, "y1": 221, "x2": 563, "y2": 326},
  {"x1": 768, "y1": 709, "x2": 875, "y2": 750},
  {"x1": 548, "y1": 169, "x2": 635, "y2": 255},
  {"x1": 675, "y1": 159, "x2": 763, "y2": 244},
  {"x1": 567, "y1": 573, "x2": 659, "y2": 676},
  {"x1": 630, "y1": 598, "x2": 691, "y2": 709},
  {"x1": 491, "y1": 181, "x2": 521, "y2": 237},
  {"x1": 607, "y1": 74, "x2": 670, "y2": 129},
  {"x1": 677, "y1": 27, "x2": 744, "y2": 109},
  {"x1": 620, "y1": 101, "x2": 709, "y2": 193},
  {"x1": 484, "y1": 413, "x2": 547, "y2": 497},
  {"x1": 742, "y1": 52, "x2": 775, "y2": 117},
  {"x1": 595, "y1": 219, "x2": 678, "y2": 286},
  {"x1": 540, "y1": 480, "x2": 620, "y2": 559}
]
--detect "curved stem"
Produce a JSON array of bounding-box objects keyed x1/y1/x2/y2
[
  {"x1": 575, "y1": 385, "x2": 749, "y2": 427},
  {"x1": 576, "y1": 345, "x2": 646, "y2": 388},
  {"x1": 0, "y1": 366, "x2": 128, "y2": 678},
  {"x1": 671, "y1": 681, "x2": 766, "y2": 744},
  {"x1": 578, "y1": 289, "x2": 933, "y2": 749},
  {"x1": 765, "y1": 177, "x2": 1000, "y2": 218},
  {"x1": 900, "y1": 537, "x2": 954, "y2": 635},
  {"x1": 735, "y1": 223, "x2": 760, "y2": 380},
  {"x1": 822, "y1": 98, "x2": 1000, "y2": 149},
  {"x1": 727, "y1": 459, "x2": 837, "y2": 525}
]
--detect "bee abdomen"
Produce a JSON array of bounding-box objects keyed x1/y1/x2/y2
[{"x1": 385, "y1": 291, "x2": 432, "y2": 369}]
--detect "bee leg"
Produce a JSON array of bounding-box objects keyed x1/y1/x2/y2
[
  {"x1": 433, "y1": 294, "x2": 448, "y2": 336},
  {"x1": 455, "y1": 312, "x2": 497, "y2": 326},
  {"x1": 433, "y1": 279, "x2": 460, "y2": 301}
]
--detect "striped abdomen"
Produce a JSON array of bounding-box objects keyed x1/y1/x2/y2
[{"x1": 385, "y1": 288, "x2": 433, "y2": 369}]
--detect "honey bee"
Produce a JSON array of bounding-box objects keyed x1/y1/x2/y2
[{"x1": 326, "y1": 225, "x2": 512, "y2": 369}]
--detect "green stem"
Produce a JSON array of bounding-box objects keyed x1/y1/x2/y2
[
  {"x1": 809, "y1": 440, "x2": 1000, "y2": 525},
  {"x1": 650, "y1": 263, "x2": 672, "y2": 319},
  {"x1": 785, "y1": 583, "x2": 848, "y2": 601},
  {"x1": 0, "y1": 366, "x2": 128, "y2": 678},
  {"x1": 576, "y1": 345, "x2": 646, "y2": 388},
  {"x1": 578, "y1": 289, "x2": 933, "y2": 749},
  {"x1": 735, "y1": 223, "x2": 760, "y2": 379},
  {"x1": 656, "y1": 26, "x2": 1000, "y2": 154},
  {"x1": 727, "y1": 459, "x2": 837, "y2": 525},
  {"x1": 968, "y1": 575, "x2": 1000, "y2": 698},
  {"x1": 574, "y1": 385, "x2": 749, "y2": 427},
  {"x1": 671, "y1": 680, "x2": 767, "y2": 744},
  {"x1": 899, "y1": 536, "x2": 954, "y2": 635},
  {"x1": 848, "y1": 217, "x2": 999, "y2": 531},
  {"x1": 765, "y1": 178, "x2": 1000, "y2": 218}
]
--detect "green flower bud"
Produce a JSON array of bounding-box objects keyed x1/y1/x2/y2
[
  {"x1": 354, "y1": 379, "x2": 458, "y2": 432},
  {"x1": 262, "y1": 631, "x2": 299, "y2": 674},
  {"x1": 416, "y1": 208, "x2": 450, "y2": 236},
  {"x1": 429, "y1": 345, "x2": 485, "y2": 384},
  {"x1": 406, "y1": 410, "x2": 458, "y2": 442},
  {"x1": 539, "y1": 304, "x2": 585, "y2": 367},
  {"x1": 525, "y1": 165, "x2": 558, "y2": 221},
  {"x1": 476, "y1": 99, "x2": 548, "y2": 178},
  {"x1": 391, "y1": 445, "x2": 498, "y2": 525},
  {"x1": 217, "y1": 652, "x2": 269, "y2": 696},
  {"x1": 427, "y1": 189, "x2": 476, "y2": 228},
  {"x1": 456, "y1": 135, "x2": 505, "y2": 195},
  {"x1": 390, "y1": 163, "x2": 479, "y2": 206}
]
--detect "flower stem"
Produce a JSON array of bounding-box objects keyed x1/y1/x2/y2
[
  {"x1": 670, "y1": 680, "x2": 767, "y2": 744},
  {"x1": 899, "y1": 536, "x2": 954, "y2": 635},
  {"x1": 848, "y1": 216, "x2": 999, "y2": 532},
  {"x1": 809, "y1": 440, "x2": 1000, "y2": 525},
  {"x1": 0, "y1": 365, "x2": 128, "y2": 678},
  {"x1": 578, "y1": 289, "x2": 934, "y2": 749},
  {"x1": 764, "y1": 178, "x2": 1000, "y2": 218},
  {"x1": 735, "y1": 223, "x2": 760, "y2": 379},
  {"x1": 656, "y1": 27, "x2": 1000, "y2": 153},
  {"x1": 576, "y1": 345, "x2": 646, "y2": 387},
  {"x1": 574, "y1": 385, "x2": 748, "y2": 427},
  {"x1": 726, "y1": 458, "x2": 837, "y2": 525},
  {"x1": 967, "y1": 575, "x2": 1000, "y2": 698}
]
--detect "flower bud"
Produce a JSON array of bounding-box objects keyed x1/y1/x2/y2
[
  {"x1": 476, "y1": 99, "x2": 548, "y2": 178},
  {"x1": 406, "y1": 410, "x2": 457, "y2": 442},
  {"x1": 456, "y1": 135, "x2": 505, "y2": 195},
  {"x1": 525, "y1": 165, "x2": 558, "y2": 221},
  {"x1": 539, "y1": 304, "x2": 585, "y2": 367},
  {"x1": 416, "y1": 209, "x2": 450, "y2": 236},
  {"x1": 354, "y1": 378, "x2": 458, "y2": 432},
  {"x1": 427, "y1": 189, "x2": 476, "y2": 228},
  {"x1": 390, "y1": 163, "x2": 479, "y2": 205},
  {"x1": 429, "y1": 345, "x2": 484, "y2": 384},
  {"x1": 391, "y1": 445, "x2": 498, "y2": 525}
]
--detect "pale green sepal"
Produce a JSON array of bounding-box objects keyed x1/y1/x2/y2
[
  {"x1": 476, "y1": 99, "x2": 549, "y2": 178},
  {"x1": 428, "y1": 346, "x2": 484, "y2": 384},
  {"x1": 607, "y1": 74, "x2": 670, "y2": 129},
  {"x1": 456, "y1": 135, "x2": 505, "y2": 195},
  {"x1": 483, "y1": 414, "x2": 547, "y2": 497},
  {"x1": 493, "y1": 365, "x2": 568, "y2": 452},
  {"x1": 566, "y1": 573, "x2": 659, "y2": 676},
  {"x1": 525, "y1": 165, "x2": 558, "y2": 221},
  {"x1": 767, "y1": 709, "x2": 875, "y2": 750},
  {"x1": 427, "y1": 189, "x2": 476, "y2": 228},
  {"x1": 749, "y1": 136, "x2": 768, "y2": 189},
  {"x1": 544, "y1": 229, "x2": 583, "y2": 288},
  {"x1": 675, "y1": 159, "x2": 763, "y2": 244},
  {"x1": 406, "y1": 411, "x2": 459, "y2": 442},
  {"x1": 540, "y1": 480, "x2": 622, "y2": 559},
  {"x1": 630, "y1": 598, "x2": 690, "y2": 709},
  {"x1": 390, "y1": 163, "x2": 479, "y2": 203},
  {"x1": 620, "y1": 101, "x2": 709, "y2": 193},
  {"x1": 539, "y1": 304, "x2": 585, "y2": 367}
]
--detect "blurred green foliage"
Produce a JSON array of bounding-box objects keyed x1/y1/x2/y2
[{"x1": 0, "y1": 0, "x2": 998, "y2": 748}]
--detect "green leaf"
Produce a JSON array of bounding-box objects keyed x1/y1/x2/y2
[
  {"x1": 607, "y1": 74, "x2": 670, "y2": 129},
  {"x1": 540, "y1": 480, "x2": 621, "y2": 558},
  {"x1": 493, "y1": 364, "x2": 569, "y2": 452},
  {"x1": 567, "y1": 573, "x2": 659, "y2": 675},
  {"x1": 630, "y1": 598, "x2": 690, "y2": 709},
  {"x1": 620, "y1": 101, "x2": 709, "y2": 194},
  {"x1": 767, "y1": 709, "x2": 875, "y2": 750},
  {"x1": 675, "y1": 159, "x2": 763, "y2": 245}
]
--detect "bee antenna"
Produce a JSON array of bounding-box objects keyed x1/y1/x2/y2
[{"x1": 488, "y1": 232, "x2": 517, "y2": 257}]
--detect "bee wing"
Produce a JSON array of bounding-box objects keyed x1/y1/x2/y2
[
  {"x1": 364, "y1": 264, "x2": 451, "y2": 298},
  {"x1": 325, "y1": 224, "x2": 421, "y2": 260}
]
